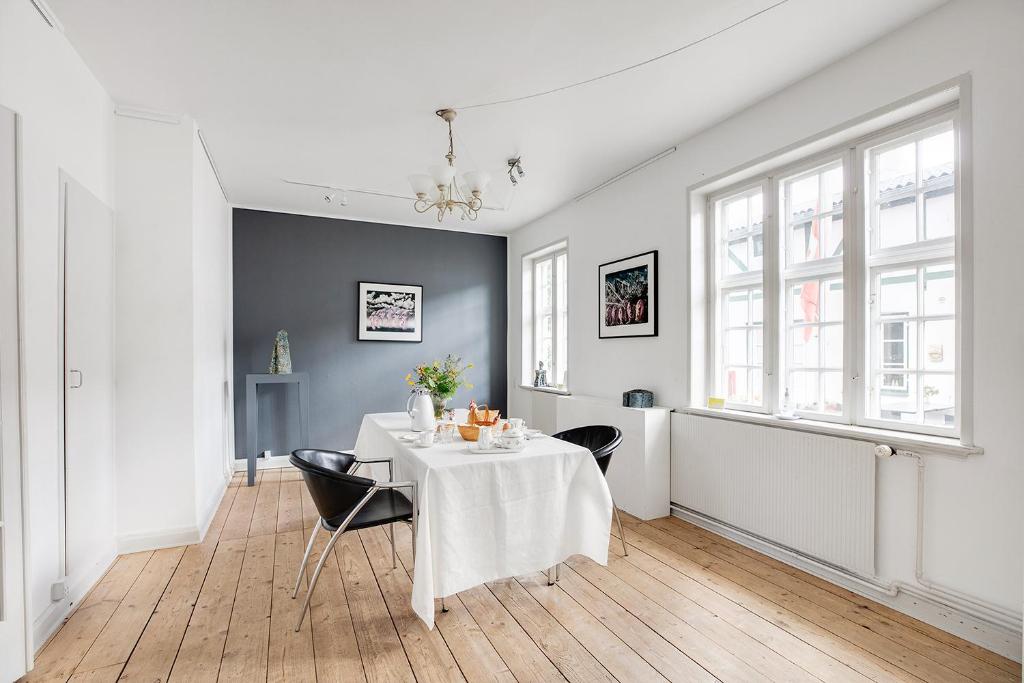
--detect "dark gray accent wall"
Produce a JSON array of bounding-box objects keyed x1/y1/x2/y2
[{"x1": 232, "y1": 209, "x2": 507, "y2": 457}]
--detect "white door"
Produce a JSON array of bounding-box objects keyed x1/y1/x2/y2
[
  {"x1": 61, "y1": 175, "x2": 116, "y2": 585},
  {"x1": 0, "y1": 106, "x2": 29, "y2": 679}
]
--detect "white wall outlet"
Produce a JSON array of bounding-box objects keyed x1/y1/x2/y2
[{"x1": 50, "y1": 580, "x2": 69, "y2": 602}]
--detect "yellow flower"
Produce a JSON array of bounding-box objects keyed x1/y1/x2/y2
[
  {"x1": 466, "y1": 383, "x2": 474, "y2": 390},
  {"x1": 405, "y1": 373, "x2": 412, "y2": 381}
]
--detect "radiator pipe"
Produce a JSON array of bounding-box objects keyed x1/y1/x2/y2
[{"x1": 894, "y1": 452, "x2": 1021, "y2": 628}]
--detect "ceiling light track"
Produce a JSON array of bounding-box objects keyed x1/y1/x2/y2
[
  {"x1": 456, "y1": 0, "x2": 789, "y2": 110},
  {"x1": 28, "y1": 0, "x2": 62, "y2": 30},
  {"x1": 282, "y1": 178, "x2": 511, "y2": 213},
  {"x1": 573, "y1": 146, "x2": 677, "y2": 203}
]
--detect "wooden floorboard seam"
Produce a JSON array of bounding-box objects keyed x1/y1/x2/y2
[{"x1": 27, "y1": 468, "x2": 1018, "y2": 683}]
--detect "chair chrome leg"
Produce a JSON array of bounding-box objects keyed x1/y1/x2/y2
[
  {"x1": 547, "y1": 565, "x2": 555, "y2": 586},
  {"x1": 410, "y1": 482, "x2": 418, "y2": 566},
  {"x1": 441, "y1": 596, "x2": 448, "y2": 613},
  {"x1": 293, "y1": 520, "x2": 321, "y2": 598},
  {"x1": 390, "y1": 522, "x2": 396, "y2": 568},
  {"x1": 612, "y1": 501, "x2": 628, "y2": 556},
  {"x1": 556, "y1": 562, "x2": 561, "y2": 581},
  {"x1": 295, "y1": 526, "x2": 345, "y2": 632}
]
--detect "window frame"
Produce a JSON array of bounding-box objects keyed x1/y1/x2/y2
[
  {"x1": 701, "y1": 103, "x2": 966, "y2": 439},
  {"x1": 706, "y1": 179, "x2": 772, "y2": 413},
  {"x1": 522, "y1": 241, "x2": 569, "y2": 391}
]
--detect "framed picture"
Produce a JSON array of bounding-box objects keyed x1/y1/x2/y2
[
  {"x1": 598, "y1": 250, "x2": 658, "y2": 338},
  {"x1": 358, "y1": 282, "x2": 423, "y2": 342}
]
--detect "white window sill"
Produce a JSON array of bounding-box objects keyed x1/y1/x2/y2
[
  {"x1": 679, "y1": 407, "x2": 982, "y2": 459},
  {"x1": 518, "y1": 384, "x2": 572, "y2": 396}
]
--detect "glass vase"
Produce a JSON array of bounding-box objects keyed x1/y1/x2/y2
[{"x1": 431, "y1": 394, "x2": 448, "y2": 420}]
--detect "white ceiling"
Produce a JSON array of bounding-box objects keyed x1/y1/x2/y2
[{"x1": 50, "y1": 0, "x2": 946, "y2": 233}]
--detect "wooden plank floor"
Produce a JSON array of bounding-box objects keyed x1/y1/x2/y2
[{"x1": 24, "y1": 469, "x2": 1020, "y2": 682}]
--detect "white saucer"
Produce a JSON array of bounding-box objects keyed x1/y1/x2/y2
[{"x1": 398, "y1": 433, "x2": 419, "y2": 441}]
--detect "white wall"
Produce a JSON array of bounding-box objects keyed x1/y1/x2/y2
[
  {"x1": 191, "y1": 128, "x2": 233, "y2": 532},
  {"x1": 115, "y1": 115, "x2": 197, "y2": 547},
  {"x1": 0, "y1": 0, "x2": 116, "y2": 646},
  {"x1": 509, "y1": 0, "x2": 1023, "y2": 645},
  {"x1": 115, "y1": 116, "x2": 232, "y2": 551}
]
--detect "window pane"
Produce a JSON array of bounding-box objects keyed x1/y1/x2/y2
[
  {"x1": 923, "y1": 263, "x2": 954, "y2": 315},
  {"x1": 923, "y1": 319, "x2": 954, "y2": 371},
  {"x1": 823, "y1": 213, "x2": 844, "y2": 258},
  {"x1": 822, "y1": 372, "x2": 843, "y2": 415},
  {"x1": 727, "y1": 239, "x2": 748, "y2": 275},
  {"x1": 717, "y1": 189, "x2": 763, "y2": 277},
  {"x1": 724, "y1": 198, "x2": 747, "y2": 236},
  {"x1": 876, "y1": 373, "x2": 916, "y2": 422},
  {"x1": 869, "y1": 124, "x2": 956, "y2": 252},
  {"x1": 924, "y1": 188, "x2": 954, "y2": 240},
  {"x1": 822, "y1": 325, "x2": 843, "y2": 368},
  {"x1": 790, "y1": 326, "x2": 819, "y2": 367},
  {"x1": 878, "y1": 268, "x2": 917, "y2": 317},
  {"x1": 718, "y1": 285, "x2": 762, "y2": 407},
  {"x1": 725, "y1": 329, "x2": 747, "y2": 366},
  {"x1": 876, "y1": 142, "x2": 915, "y2": 196},
  {"x1": 922, "y1": 374, "x2": 955, "y2": 427},
  {"x1": 822, "y1": 279, "x2": 843, "y2": 322},
  {"x1": 783, "y1": 162, "x2": 843, "y2": 265},
  {"x1": 790, "y1": 371, "x2": 820, "y2": 412},
  {"x1": 535, "y1": 258, "x2": 552, "y2": 313},
  {"x1": 878, "y1": 197, "x2": 917, "y2": 248},
  {"x1": 555, "y1": 253, "x2": 568, "y2": 387},
  {"x1": 749, "y1": 370, "x2": 763, "y2": 405},
  {"x1": 726, "y1": 367, "x2": 748, "y2": 403},
  {"x1": 726, "y1": 291, "x2": 749, "y2": 326}
]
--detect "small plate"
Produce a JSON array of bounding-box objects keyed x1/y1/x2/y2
[{"x1": 398, "y1": 433, "x2": 419, "y2": 441}]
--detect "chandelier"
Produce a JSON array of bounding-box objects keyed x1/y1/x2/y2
[{"x1": 407, "y1": 109, "x2": 491, "y2": 222}]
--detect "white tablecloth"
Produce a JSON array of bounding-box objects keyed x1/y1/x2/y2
[{"x1": 354, "y1": 412, "x2": 612, "y2": 628}]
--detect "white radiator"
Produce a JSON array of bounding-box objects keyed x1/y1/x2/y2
[{"x1": 672, "y1": 413, "x2": 876, "y2": 576}]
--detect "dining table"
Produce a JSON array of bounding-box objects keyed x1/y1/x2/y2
[{"x1": 353, "y1": 412, "x2": 613, "y2": 629}]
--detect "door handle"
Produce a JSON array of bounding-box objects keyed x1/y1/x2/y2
[{"x1": 69, "y1": 369, "x2": 83, "y2": 389}]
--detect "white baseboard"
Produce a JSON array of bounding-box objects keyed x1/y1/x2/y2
[
  {"x1": 671, "y1": 506, "x2": 1022, "y2": 662},
  {"x1": 232, "y1": 454, "x2": 293, "y2": 472},
  {"x1": 116, "y1": 525, "x2": 201, "y2": 555},
  {"x1": 32, "y1": 545, "x2": 117, "y2": 653},
  {"x1": 196, "y1": 478, "x2": 228, "y2": 542}
]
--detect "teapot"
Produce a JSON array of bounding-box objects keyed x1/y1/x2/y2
[{"x1": 407, "y1": 387, "x2": 436, "y2": 432}]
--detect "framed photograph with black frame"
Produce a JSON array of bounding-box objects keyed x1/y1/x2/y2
[
  {"x1": 358, "y1": 282, "x2": 423, "y2": 342},
  {"x1": 598, "y1": 250, "x2": 658, "y2": 338}
]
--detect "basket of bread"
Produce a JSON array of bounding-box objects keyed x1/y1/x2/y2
[{"x1": 458, "y1": 401, "x2": 508, "y2": 441}]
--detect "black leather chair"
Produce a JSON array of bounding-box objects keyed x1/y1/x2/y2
[
  {"x1": 552, "y1": 425, "x2": 628, "y2": 557},
  {"x1": 289, "y1": 448, "x2": 416, "y2": 631}
]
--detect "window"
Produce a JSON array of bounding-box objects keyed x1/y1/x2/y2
[
  {"x1": 523, "y1": 243, "x2": 568, "y2": 390},
  {"x1": 705, "y1": 108, "x2": 962, "y2": 437}
]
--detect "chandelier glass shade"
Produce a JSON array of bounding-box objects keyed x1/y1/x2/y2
[{"x1": 408, "y1": 109, "x2": 491, "y2": 222}]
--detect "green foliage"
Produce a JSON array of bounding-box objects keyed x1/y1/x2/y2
[{"x1": 406, "y1": 354, "x2": 474, "y2": 400}]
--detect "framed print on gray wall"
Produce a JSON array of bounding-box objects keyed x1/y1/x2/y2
[
  {"x1": 598, "y1": 250, "x2": 657, "y2": 338},
  {"x1": 358, "y1": 282, "x2": 423, "y2": 342}
]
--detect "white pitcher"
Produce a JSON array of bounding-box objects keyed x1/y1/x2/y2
[{"x1": 407, "y1": 387, "x2": 436, "y2": 432}]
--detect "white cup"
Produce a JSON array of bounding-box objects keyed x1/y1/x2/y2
[
  {"x1": 500, "y1": 433, "x2": 525, "y2": 449},
  {"x1": 417, "y1": 430, "x2": 435, "y2": 447},
  {"x1": 508, "y1": 418, "x2": 525, "y2": 432}
]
